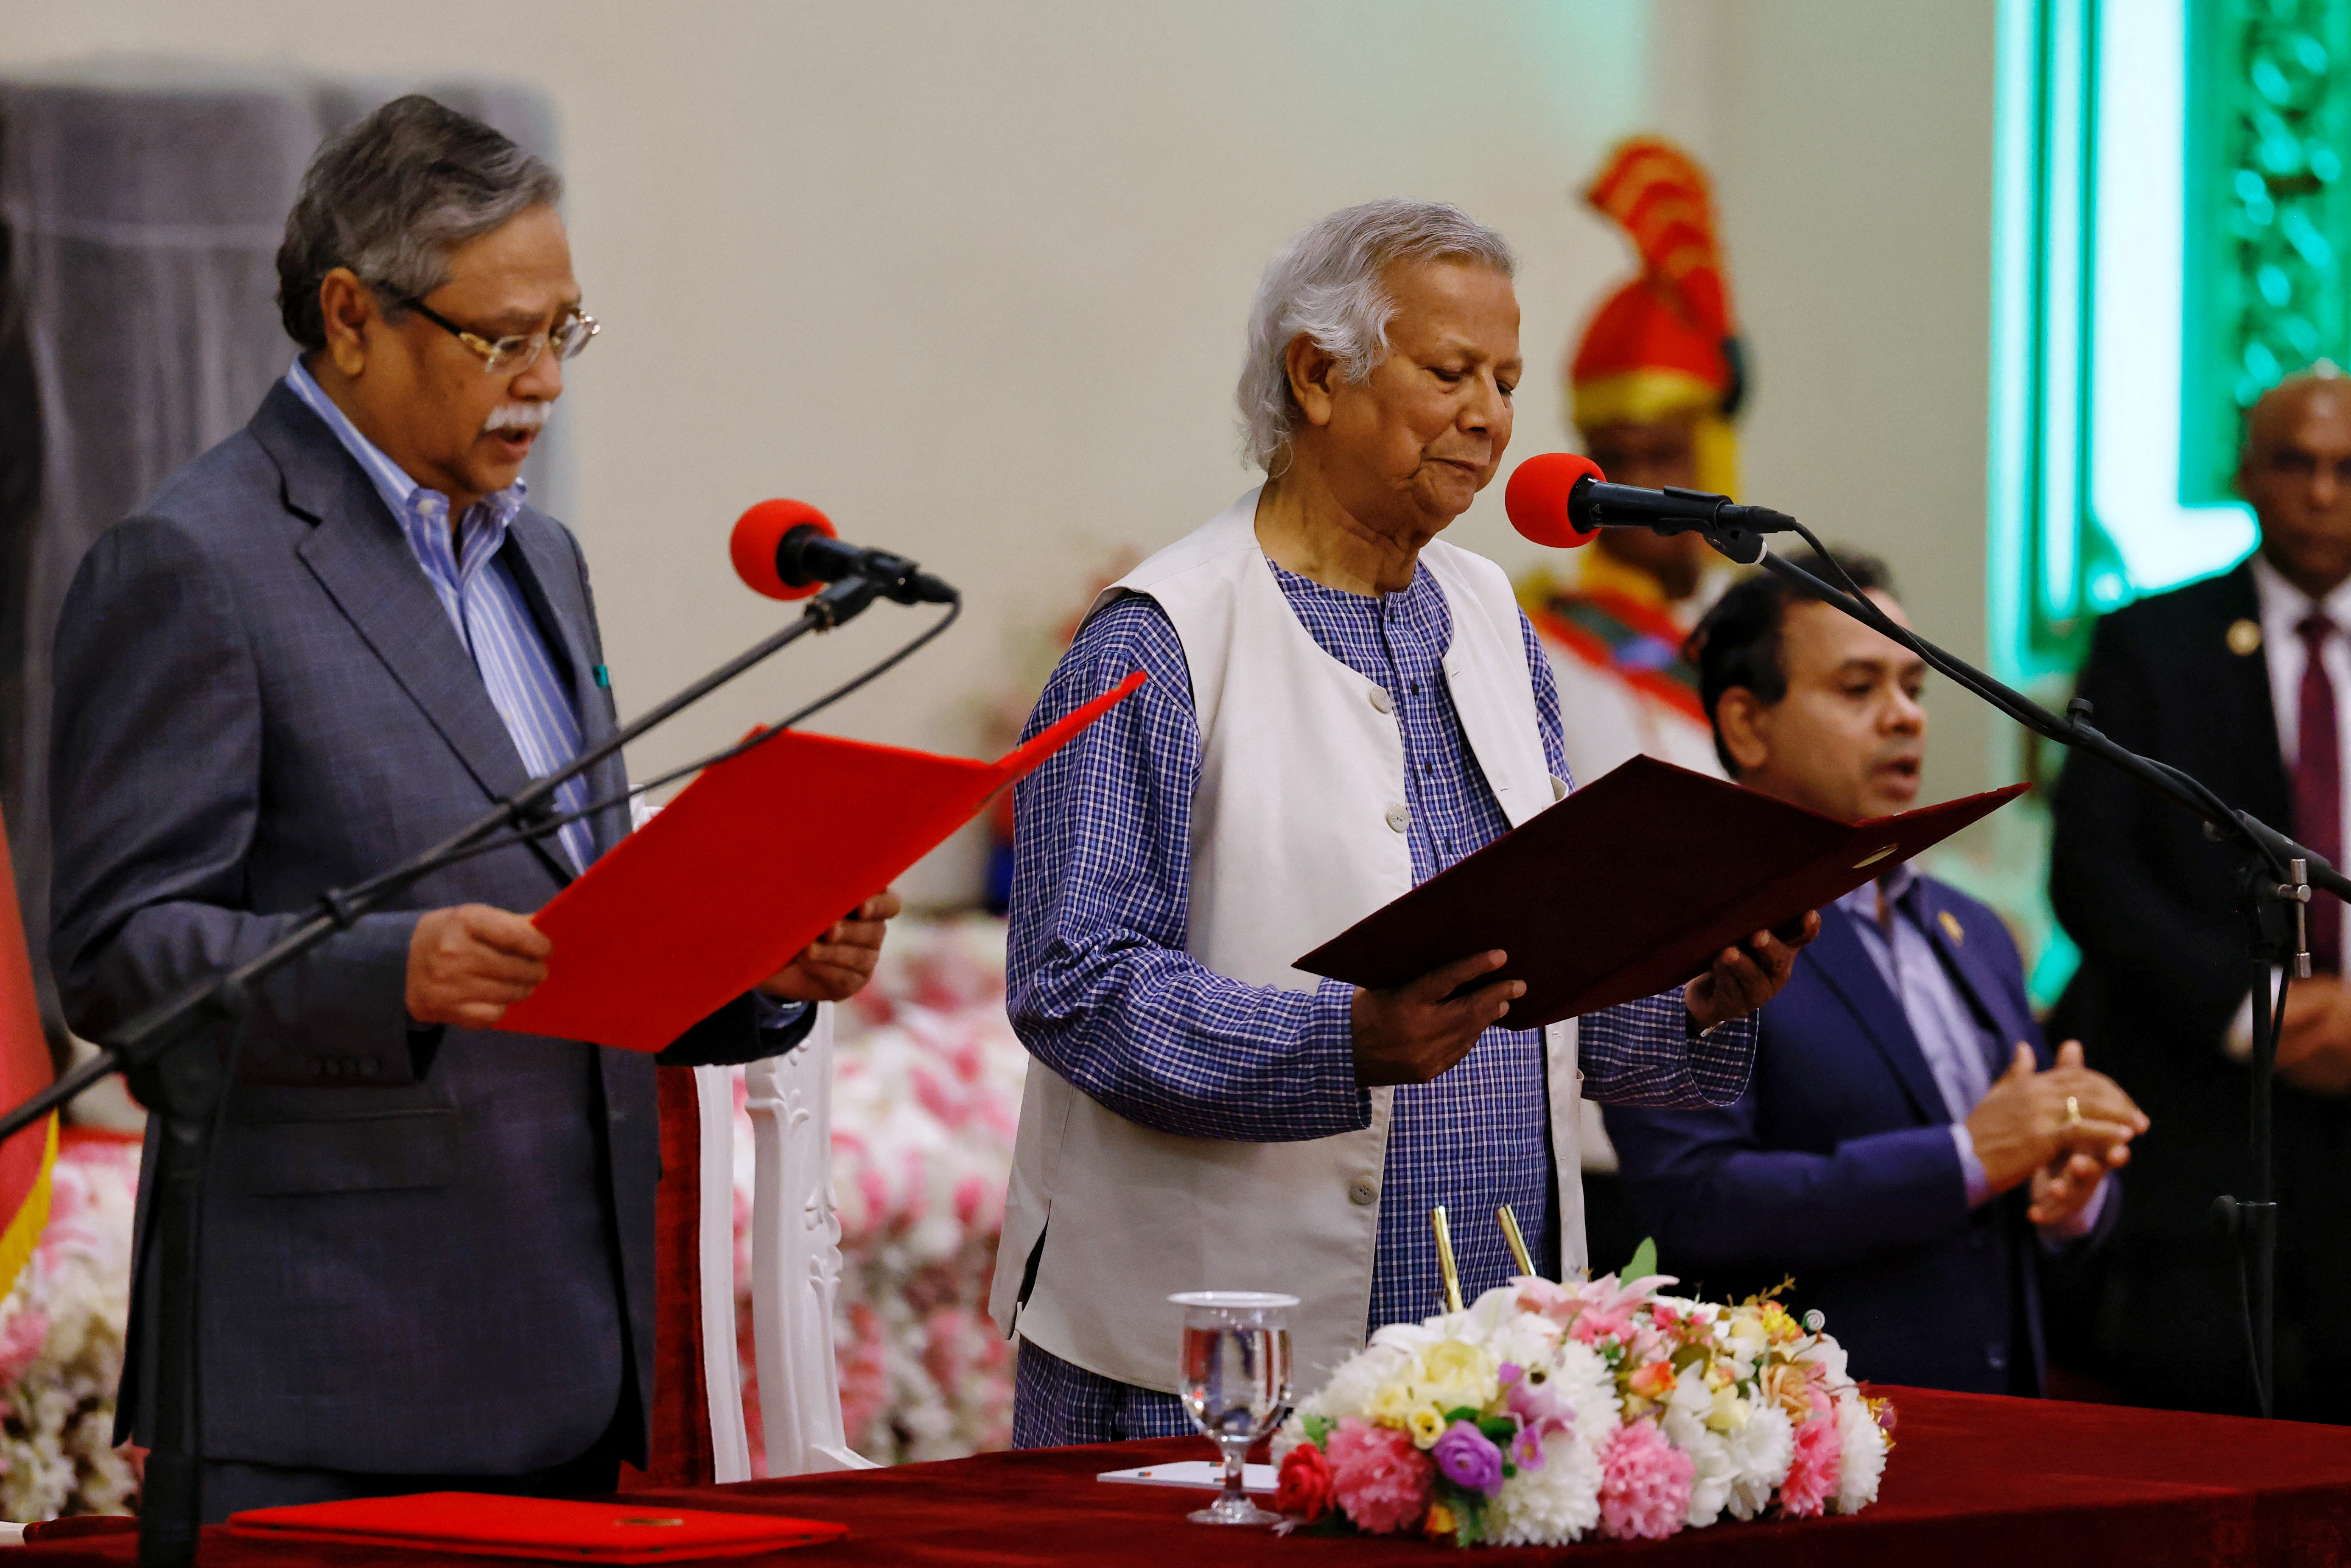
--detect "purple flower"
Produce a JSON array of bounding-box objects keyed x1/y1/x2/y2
[
  {"x1": 1509, "y1": 1420, "x2": 1545, "y2": 1472},
  {"x1": 1430, "y1": 1420, "x2": 1506, "y2": 1498}
]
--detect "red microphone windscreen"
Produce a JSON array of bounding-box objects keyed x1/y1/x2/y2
[
  {"x1": 730, "y1": 499, "x2": 837, "y2": 600},
  {"x1": 1504, "y1": 453, "x2": 1606, "y2": 548}
]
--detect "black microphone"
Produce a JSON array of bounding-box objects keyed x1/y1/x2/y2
[
  {"x1": 1504, "y1": 453, "x2": 1798, "y2": 551},
  {"x1": 730, "y1": 499, "x2": 958, "y2": 605}
]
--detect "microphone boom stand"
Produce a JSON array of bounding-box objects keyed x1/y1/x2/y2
[
  {"x1": 1683, "y1": 511, "x2": 2328, "y2": 1419},
  {"x1": 0, "y1": 569, "x2": 944, "y2": 1566}
]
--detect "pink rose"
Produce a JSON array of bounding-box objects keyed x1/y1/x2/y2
[
  {"x1": 1598, "y1": 1418, "x2": 1695, "y2": 1541},
  {"x1": 1274, "y1": 1442, "x2": 1334, "y2": 1522},
  {"x1": 1778, "y1": 1395, "x2": 1844, "y2": 1517},
  {"x1": 1324, "y1": 1417, "x2": 1436, "y2": 1535}
]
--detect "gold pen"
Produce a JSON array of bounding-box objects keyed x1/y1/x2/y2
[
  {"x1": 1432, "y1": 1204, "x2": 1464, "y2": 1312},
  {"x1": 1497, "y1": 1203, "x2": 1537, "y2": 1279}
]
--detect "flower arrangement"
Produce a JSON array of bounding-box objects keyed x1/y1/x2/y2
[
  {"x1": 0, "y1": 1130, "x2": 142, "y2": 1521},
  {"x1": 1271, "y1": 1255, "x2": 1894, "y2": 1547}
]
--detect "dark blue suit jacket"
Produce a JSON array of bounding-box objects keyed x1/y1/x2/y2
[
  {"x1": 48, "y1": 383, "x2": 806, "y2": 1478},
  {"x1": 1604, "y1": 878, "x2": 2108, "y2": 1395}
]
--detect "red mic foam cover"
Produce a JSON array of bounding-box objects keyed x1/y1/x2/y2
[
  {"x1": 1505, "y1": 453, "x2": 1606, "y2": 548},
  {"x1": 730, "y1": 499, "x2": 836, "y2": 600}
]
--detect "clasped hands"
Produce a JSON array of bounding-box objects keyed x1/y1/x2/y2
[
  {"x1": 405, "y1": 890, "x2": 904, "y2": 1029},
  {"x1": 1350, "y1": 914, "x2": 1822, "y2": 1088},
  {"x1": 1963, "y1": 1041, "x2": 2147, "y2": 1228}
]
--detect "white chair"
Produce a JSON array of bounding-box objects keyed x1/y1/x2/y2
[{"x1": 690, "y1": 1005, "x2": 876, "y2": 1480}]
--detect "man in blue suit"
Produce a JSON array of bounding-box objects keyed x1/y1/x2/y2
[
  {"x1": 1603, "y1": 553, "x2": 2145, "y2": 1394},
  {"x1": 47, "y1": 98, "x2": 898, "y2": 1516}
]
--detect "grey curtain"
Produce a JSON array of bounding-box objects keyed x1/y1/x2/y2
[{"x1": 0, "y1": 71, "x2": 560, "y2": 1068}]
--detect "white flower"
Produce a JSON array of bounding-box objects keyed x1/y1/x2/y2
[
  {"x1": 1488, "y1": 1424, "x2": 1602, "y2": 1546},
  {"x1": 1797, "y1": 1332, "x2": 1851, "y2": 1388},
  {"x1": 1833, "y1": 1391, "x2": 1889, "y2": 1513},
  {"x1": 1553, "y1": 1339, "x2": 1623, "y2": 1454},
  {"x1": 1296, "y1": 1338, "x2": 1410, "y2": 1424},
  {"x1": 1662, "y1": 1366, "x2": 1734, "y2": 1527},
  {"x1": 1721, "y1": 1400, "x2": 1794, "y2": 1520},
  {"x1": 1479, "y1": 1311, "x2": 1566, "y2": 1377}
]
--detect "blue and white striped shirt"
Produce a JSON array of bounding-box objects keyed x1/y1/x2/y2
[
  {"x1": 285, "y1": 361, "x2": 596, "y2": 875},
  {"x1": 1009, "y1": 556, "x2": 1757, "y2": 1335}
]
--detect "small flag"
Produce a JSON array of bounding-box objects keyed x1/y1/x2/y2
[{"x1": 0, "y1": 814, "x2": 57, "y2": 1299}]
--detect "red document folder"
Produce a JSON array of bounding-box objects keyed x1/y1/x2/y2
[
  {"x1": 496, "y1": 672, "x2": 1145, "y2": 1054},
  {"x1": 225, "y1": 1492, "x2": 845, "y2": 1561},
  {"x1": 1296, "y1": 755, "x2": 2026, "y2": 1028}
]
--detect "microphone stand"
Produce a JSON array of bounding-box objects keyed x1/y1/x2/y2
[
  {"x1": 1688, "y1": 512, "x2": 2327, "y2": 1418},
  {"x1": 0, "y1": 568, "x2": 951, "y2": 1566}
]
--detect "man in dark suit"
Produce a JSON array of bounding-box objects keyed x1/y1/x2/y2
[
  {"x1": 1605, "y1": 553, "x2": 2142, "y2": 1393},
  {"x1": 2050, "y1": 371, "x2": 2351, "y2": 1416},
  {"x1": 47, "y1": 97, "x2": 898, "y2": 1517}
]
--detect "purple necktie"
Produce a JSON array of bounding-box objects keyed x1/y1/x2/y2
[{"x1": 2297, "y1": 613, "x2": 2343, "y2": 973}]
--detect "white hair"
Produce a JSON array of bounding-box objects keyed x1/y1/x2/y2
[{"x1": 1235, "y1": 198, "x2": 1516, "y2": 473}]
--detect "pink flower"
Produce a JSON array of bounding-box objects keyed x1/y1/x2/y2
[
  {"x1": 1503, "y1": 1364, "x2": 1577, "y2": 1431},
  {"x1": 1778, "y1": 1395, "x2": 1844, "y2": 1517},
  {"x1": 1598, "y1": 1418, "x2": 1695, "y2": 1540},
  {"x1": 1324, "y1": 1417, "x2": 1436, "y2": 1534},
  {"x1": 0, "y1": 1307, "x2": 50, "y2": 1387}
]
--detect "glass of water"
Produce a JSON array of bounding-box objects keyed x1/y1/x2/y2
[{"x1": 1169, "y1": 1290, "x2": 1296, "y2": 1526}]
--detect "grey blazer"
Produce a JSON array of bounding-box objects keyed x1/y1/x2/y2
[{"x1": 48, "y1": 380, "x2": 803, "y2": 1476}]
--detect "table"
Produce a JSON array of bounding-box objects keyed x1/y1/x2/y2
[{"x1": 22, "y1": 1387, "x2": 2351, "y2": 1565}]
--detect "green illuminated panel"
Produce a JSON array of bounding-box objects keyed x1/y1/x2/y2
[{"x1": 2183, "y1": 0, "x2": 2351, "y2": 507}]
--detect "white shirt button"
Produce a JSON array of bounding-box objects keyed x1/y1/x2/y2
[
  {"x1": 1349, "y1": 1179, "x2": 1379, "y2": 1207},
  {"x1": 1385, "y1": 805, "x2": 1409, "y2": 833},
  {"x1": 1369, "y1": 688, "x2": 1393, "y2": 714}
]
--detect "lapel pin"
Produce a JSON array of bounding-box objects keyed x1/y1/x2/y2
[
  {"x1": 593, "y1": 664, "x2": 611, "y2": 688},
  {"x1": 1938, "y1": 909, "x2": 1965, "y2": 945},
  {"x1": 2228, "y1": 618, "x2": 2263, "y2": 657}
]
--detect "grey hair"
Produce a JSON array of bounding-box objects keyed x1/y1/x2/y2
[
  {"x1": 276, "y1": 95, "x2": 563, "y2": 351},
  {"x1": 1236, "y1": 198, "x2": 1516, "y2": 473}
]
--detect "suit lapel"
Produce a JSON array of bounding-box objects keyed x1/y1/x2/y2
[
  {"x1": 2215, "y1": 562, "x2": 2293, "y2": 828},
  {"x1": 1803, "y1": 904, "x2": 1950, "y2": 1124},
  {"x1": 503, "y1": 514, "x2": 630, "y2": 860},
  {"x1": 253, "y1": 384, "x2": 571, "y2": 886},
  {"x1": 1914, "y1": 881, "x2": 2038, "y2": 1068}
]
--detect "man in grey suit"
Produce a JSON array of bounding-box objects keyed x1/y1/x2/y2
[{"x1": 47, "y1": 96, "x2": 899, "y2": 1517}]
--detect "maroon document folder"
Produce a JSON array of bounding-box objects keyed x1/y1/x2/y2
[
  {"x1": 1296, "y1": 755, "x2": 2026, "y2": 1028},
  {"x1": 495, "y1": 672, "x2": 1144, "y2": 1054}
]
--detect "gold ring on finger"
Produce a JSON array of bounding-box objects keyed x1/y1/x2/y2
[{"x1": 2063, "y1": 1094, "x2": 2082, "y2": 1130}]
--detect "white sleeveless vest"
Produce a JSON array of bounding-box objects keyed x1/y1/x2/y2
[{"x1": 989, "y1": 490, "x2": 1586, "y2": 1395}]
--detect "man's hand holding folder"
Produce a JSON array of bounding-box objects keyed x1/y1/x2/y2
[
  {"x1": 1300, "y1": 755, "x2": 2023, "y2": 1038},
  {"x1": 1347, "y1": 912, "x2": 1820, "y2": 1087},
  {"x1": 403, "y1": 889, "x2": 903, "y2": 1029}
]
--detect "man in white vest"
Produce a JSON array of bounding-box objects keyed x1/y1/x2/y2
[{"x1": 990, "y1": 199, "x2": 1816, "y2": 1445}]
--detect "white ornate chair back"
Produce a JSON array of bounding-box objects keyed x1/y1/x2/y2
[{"x1": 691, "y1": 1003, "x2": 876, "y2": 1479}]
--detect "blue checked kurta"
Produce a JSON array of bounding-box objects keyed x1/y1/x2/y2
[{"x1": 1006, "y1": 555, "x2": 1757, "y2": 1445}]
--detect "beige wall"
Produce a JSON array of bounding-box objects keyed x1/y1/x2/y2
[{"x1": 0, "y1": 0, "x2": 2000, "y2": 901}]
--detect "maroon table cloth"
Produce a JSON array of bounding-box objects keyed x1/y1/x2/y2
[{"x1": 25, "y1": 1387, "x2": 2351, "y2": 1565}]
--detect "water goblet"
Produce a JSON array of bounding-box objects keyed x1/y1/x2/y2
[{"x1": 1169, "y1": 1290, "x2": 1296, "y2": 1526}]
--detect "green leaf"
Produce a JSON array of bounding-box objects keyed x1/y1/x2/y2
[
  {"x1": 1477, "y1": 1416, "x2": 1517, "y2": 1445},
  {"x1": 1301, "y1": 1413, "x2": 1332, "y2": 1446},
  {"x1": 1443, "y1": 1405, "x2": 1482, "y2": 1425},
  {"x1": 1622, "y1": 1237, "x2": 1659, "y2": 1283}
]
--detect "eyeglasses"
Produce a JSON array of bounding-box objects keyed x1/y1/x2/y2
[{"x1": 399, "y1": 296, "x2": 600, "y2": 375}]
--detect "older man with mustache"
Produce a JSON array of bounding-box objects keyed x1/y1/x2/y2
[
  {"x1": 1602, "y1": 552, "x2": 2144, "y2": 1395},
  {"x1": 991, "y1": 199, "x2": 1816, "y2": 1448},
  {"x1": 47, "y1": 96, "x2": 896, "y2": 1516}
]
